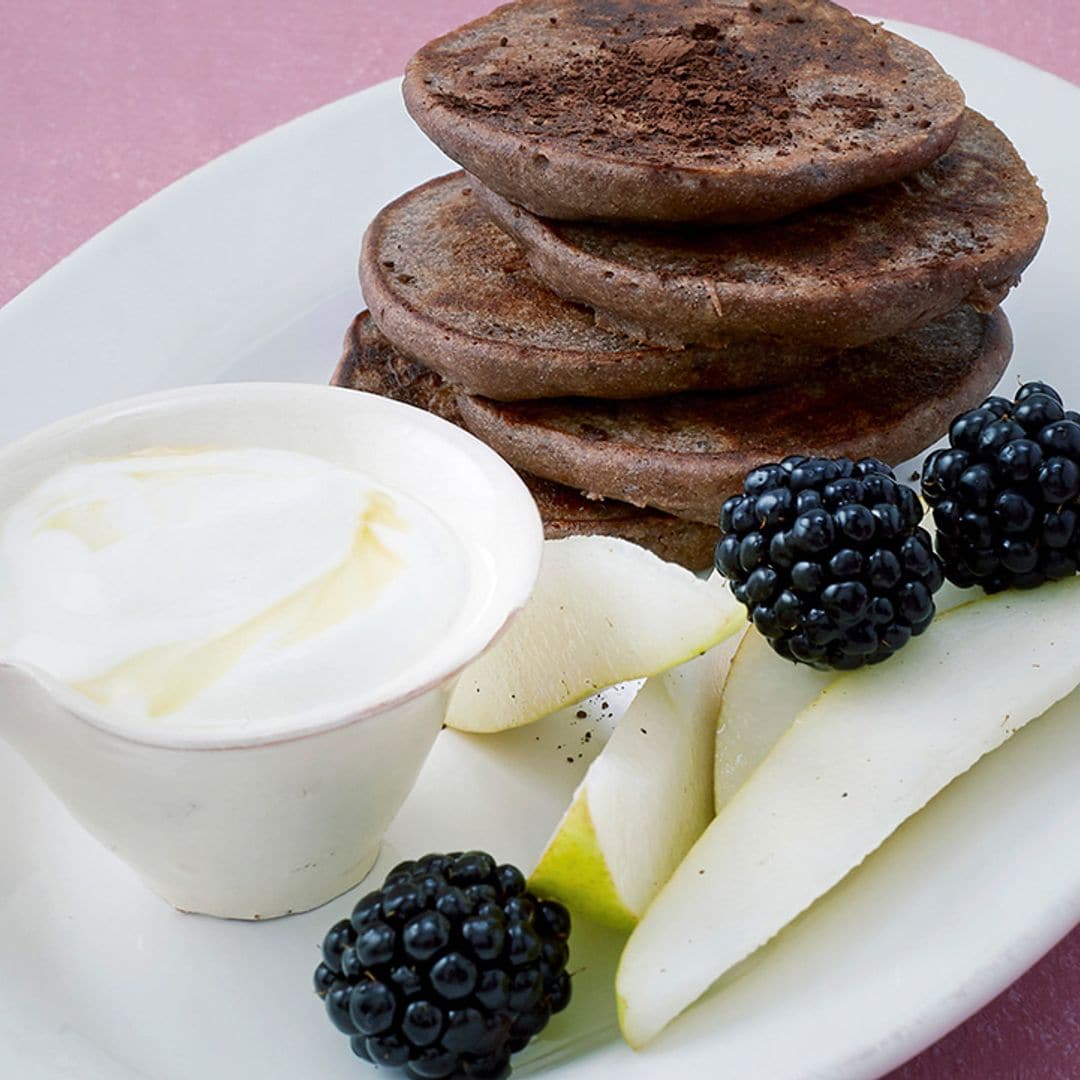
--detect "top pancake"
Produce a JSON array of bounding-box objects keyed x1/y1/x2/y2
[
  {"x1": 403, "y1": 0, "x2": 965, "y2": 223},
  {"x1": 478, "y1": 110, "x2": 1047, "y2": 349}
]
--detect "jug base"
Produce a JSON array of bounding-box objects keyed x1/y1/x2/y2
[{"x1": 152, "y1": 843, "x2": 383, "y2": 921}]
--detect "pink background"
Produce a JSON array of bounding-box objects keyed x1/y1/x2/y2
[{"x1": 3, "y1": 2, "x2": 1079, "y2": 1076}]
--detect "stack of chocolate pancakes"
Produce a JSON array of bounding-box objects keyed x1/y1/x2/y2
[{"x1": 332, "y1": 0, "x2": 1047, "y2": 569}]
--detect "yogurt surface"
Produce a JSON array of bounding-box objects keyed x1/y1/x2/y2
[{"x1": 0, "y1": 446, "x2": 468, "y2": 729}]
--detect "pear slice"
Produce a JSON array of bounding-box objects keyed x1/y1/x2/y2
[
  {"x1": 715, "y1": 630, "x2": 833, "y2": 813},
  {"x1": 617, "y1": 575, "x2": 1080, "y2": 1047},
  {"x1": 714, "y1": 577, "x2": 972, "y2": 812},
  {"x1": 529, "y1": 636, "x2": 741, "y2": 931},
  {"x1": 446, "y1": 537, "x2": 744, "y2": 733}
]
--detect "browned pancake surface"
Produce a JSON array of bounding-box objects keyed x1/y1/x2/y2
[
  {"x1": 480, "y1": 110, "x2": 1046, "y2": 348},
  {"x1": 361, "y1": 173, "x2": 837, "y2": 399},
  {"x1": 404, "y1": 0, "x2": 965, "y2": 222},
  {"x1": 457, "y1": 307, "x2": 1013, "y2": 523},
  {"x1": 331, "y1": 313, "x2": 718, "y2": 568}
]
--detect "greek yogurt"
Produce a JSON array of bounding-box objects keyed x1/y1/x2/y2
[{"x1": 0, "y1": 446, "x2": 468, "y2": 729}]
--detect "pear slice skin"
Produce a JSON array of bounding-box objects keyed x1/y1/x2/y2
[
  {"x1": 617, "y1": 575, "x2": 1080, "y2": 1048},
  {"x1": 714, "y1": 576, "x2": 972, "y2": 812},
  {"x1": 529, "y1": 789, "x2": 635, "y2": 931},
  {"x1": 446, "y1": 536, "x2": 744, "y2": 733},
  {"x1": 529, "y1": 640, "x2": 738, "y2": 930}
]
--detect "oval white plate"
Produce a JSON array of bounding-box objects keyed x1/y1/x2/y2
[{"x1": 1, "y1": 21, "x2": 1079, "y2": 1080}]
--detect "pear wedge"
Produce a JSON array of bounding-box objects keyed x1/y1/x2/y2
[
  {"x1": 714, "y1": 577, "x2": 972, "y2": 812},
  {"x1": 529, "y1": 638, "x2": 740, "y2": 931},
  {"x1": 715, "y1": 631, "x2": 833, "y2": 814},
  {"x1": 618, "y1": 575, "x2": 1080, "y2": 1048},
  {"x1": 446, "y1": 537, "x2": 744, "y2": 733}
]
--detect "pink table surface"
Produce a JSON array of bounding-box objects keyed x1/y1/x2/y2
[{"x1": 3, "y1": 2, "x2": 1080, "y2": 1077}]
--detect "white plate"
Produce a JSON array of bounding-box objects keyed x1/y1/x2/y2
[{"x1": 1, "y1": 20, "x2": 1079, "y2": 1080}]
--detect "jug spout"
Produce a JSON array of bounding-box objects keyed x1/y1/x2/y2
[
  {"x1": 0, "y1": 656, "x2": 67, "y2": 743},
  {"x1": 0, "y1": 661, "x2": 86, "y2": 772}
]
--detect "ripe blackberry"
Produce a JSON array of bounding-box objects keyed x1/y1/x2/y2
[
  {"x1": 716, "y1": 456, "x2": 944, "y2": 669},
  {"x1": 922, "y1": 382, "x2": 1080, "y2": 591},
  {"x1": 313, "y1": 852, "x2": 571, "y2": 1079}
]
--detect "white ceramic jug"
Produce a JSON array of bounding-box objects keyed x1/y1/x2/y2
[{"x1": 0, "y1": 384, "x2": 542, "y2": 919}]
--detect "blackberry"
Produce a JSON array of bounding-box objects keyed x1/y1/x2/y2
[
  {"x1": 922, "y1": 382, "x2": 1080, "y2": 591},
  {"x1": 313, "y1": 852, "x2": 571, "y2": 1079},
  {"x1": 716, "y1": 456, "x2": 944, "y2": 669}
]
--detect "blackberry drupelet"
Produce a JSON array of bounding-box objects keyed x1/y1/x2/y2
[
  {"x1": 922, "y1": 381, "x2": 1080, "y2": 591},
  {"x1": 313, "y1": 852, "x2": 572, "y2": 1079},
  {"x1": 716, "y1": 456, "x2": 944, "y2": 669}
]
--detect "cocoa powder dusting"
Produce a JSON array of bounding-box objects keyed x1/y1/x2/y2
[
  {"x1": 408, "y1": 0, "x2": 969, "y2": 175},
  {"x1": 427, "y1": 6, "x2": 803, "y2": 164},
  {"x1": 815, "y1": 92, "x2": 884, "y2": 131}
]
